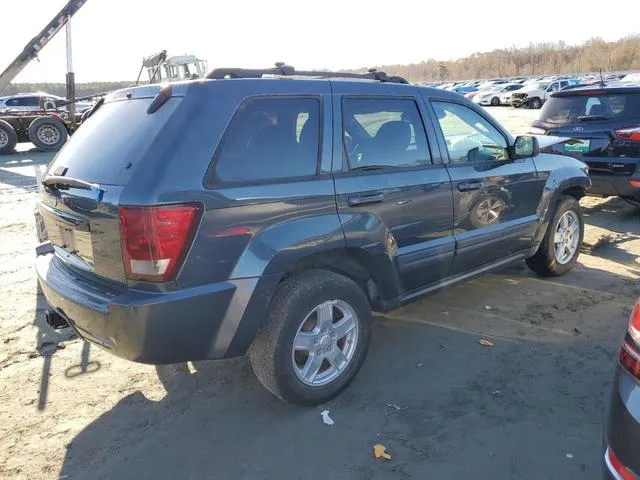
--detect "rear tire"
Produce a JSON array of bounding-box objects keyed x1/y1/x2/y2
[
  {"x1": 526, "y1": 195, "x2": 583, "y2": 277},
  {"x1": 490, "y1": 96, "x2": 500, "y2": 106},
  {"x1": 28, "y1": 117, "x2": 68, "y2": 152},
  {"x1": 0, "y1": 119, "x2": 17, "y2": 154},
  {"x1": 250, "y1": 269, "x2": 372, "y2": 405}
]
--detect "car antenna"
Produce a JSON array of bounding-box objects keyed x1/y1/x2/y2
[{"x1": 599, "y1": 68, "x2": 605, "y2": 87}]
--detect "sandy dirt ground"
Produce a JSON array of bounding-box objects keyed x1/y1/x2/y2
[{"x1": 1, "y1": 109, "x2": 639, "y2": 479}]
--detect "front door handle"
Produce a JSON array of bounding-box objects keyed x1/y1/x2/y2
[
  {"x1": 457, "y1": 181, "x2": 482, "y2": 192},
  {"x1": 348, "y1": 193, "x2": 385, "y2": 206}
]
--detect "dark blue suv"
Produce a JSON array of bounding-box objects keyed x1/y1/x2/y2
[{"x1": 36, "y1": 65, "x2": 590, "y2": 405}]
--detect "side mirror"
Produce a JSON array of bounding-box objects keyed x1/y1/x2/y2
[{"x1": 513, "y1": 135, "x2": 540, "y2": 158}]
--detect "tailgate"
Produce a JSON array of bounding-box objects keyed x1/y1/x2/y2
[
  {"x1": 547, "y1": 128, "x2": 639, "y2": 176},
  {"x1": 40, "y1": 183, "x2": 127, "y2": 283}
]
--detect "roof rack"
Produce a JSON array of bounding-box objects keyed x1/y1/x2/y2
[{"x1": 205, "y1": 62, "x2": 408, "y2": 84}]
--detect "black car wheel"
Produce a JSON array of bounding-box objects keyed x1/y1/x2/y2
[
  {"x1": 529, "y1": 98, "x2": 542, "y2": 109},
  {"x1": 526, "y1": 195, "x2": 583, "y2": 276},
  {"x1": 28, "y1": 117, "x2": 68, "y2": 152},
  {"x1": 0, "y1": 119, "x2": 17, "y2": 154},
  {"x1": 490, "y1": 96, "x2": 500, "y2": 106},
  {"x1": 250, "y1": 269, "x2": 372, "y2": 405}
]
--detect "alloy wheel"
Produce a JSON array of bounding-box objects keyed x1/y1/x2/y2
[{"x1": 291, "y1": 300, "x2": 359, "y2": 386}]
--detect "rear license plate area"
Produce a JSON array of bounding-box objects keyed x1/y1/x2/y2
[
  {"x1": 40, "y1": 203, "x2": 94, "y2": 270},
  {"x1": 564, "y1": 139, "x2": 591, "y2": 153}
]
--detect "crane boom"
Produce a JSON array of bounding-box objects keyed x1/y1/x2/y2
[{"x1": 0, "y1": 0, "x2": 88, "y2": 95}]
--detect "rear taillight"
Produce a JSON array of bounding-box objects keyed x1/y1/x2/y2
[
  {"x1": 615, "y1": 127, "x2": 640, "y2": 142},
  {"x1": 605, "y1": 447, "x2": 638, "y2": 480},
  {"x1": 119, "y1": 204, "x2": 203, "y2": 282},
  {"x1": 629, "y1": 300, "x2": 640, "y2": 344},
  {"x1": 620, "y1": 300, "x2": 640, "y2": 380}
]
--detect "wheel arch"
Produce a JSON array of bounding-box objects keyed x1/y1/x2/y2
[
  {"x1": 277, "y1": 248, "x2": 397, "y2": 310},
  {"x1": 528, "y1": 167, "x2": 589, "y2": 257},
  {"x1": 225, "y1": 247, "x2": 391, "y2": 358}
]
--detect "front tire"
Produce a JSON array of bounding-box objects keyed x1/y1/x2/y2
[
  {"x1": 526, "y1": 195, "x2": 583, "y2": 276},
  {"x1": 490, "y1": 96, "x2": 500, "y2": 106},
  {"x1": 250, "y1": 269, "x2": 372, "y2": 405}
]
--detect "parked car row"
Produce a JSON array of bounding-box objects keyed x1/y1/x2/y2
[{"x1": 422, "y1": 71, "x2": 640, "y2": 109}]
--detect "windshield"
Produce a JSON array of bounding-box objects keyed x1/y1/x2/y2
[{"x1": 539, "y1": 92, "x2": 640, "y2": 124}]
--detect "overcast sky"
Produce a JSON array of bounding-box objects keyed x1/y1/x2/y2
[{"x1": 1, "y1": 0, "x2": 639, "y2": 83}]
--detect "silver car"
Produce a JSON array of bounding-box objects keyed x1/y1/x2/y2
[
  {"x1": 0, "y1": 93, "x2": 92, "y2": 113},
  {"x1": 473, "y1": 83, "x2": 523, "y2": 106}
]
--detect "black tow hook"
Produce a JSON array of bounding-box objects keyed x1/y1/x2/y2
[{"x1": 45, "y1": 310, "x2": 69, "y2": 330}]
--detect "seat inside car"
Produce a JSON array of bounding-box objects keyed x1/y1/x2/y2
[{"x1": 371, "y1": 121, "x2": 411, "y2": 165}]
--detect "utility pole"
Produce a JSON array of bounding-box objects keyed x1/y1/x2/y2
[{"x1": 65, "y1": 15, "x2": 76, "y2": 130}]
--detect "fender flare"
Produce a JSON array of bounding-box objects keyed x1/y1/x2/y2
[{"x1": 529, "y1": 167, "x2": 590, "y2": 256}]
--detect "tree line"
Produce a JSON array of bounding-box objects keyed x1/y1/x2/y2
[
  {"x1": 353, "y1": 35, "x2": 640, "y2": 82},
  {"x1": 1, "y1": 81, "x2": 133, "y2": 98}
]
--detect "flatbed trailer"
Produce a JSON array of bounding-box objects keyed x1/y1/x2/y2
[
  {"x1": 0, "y1": 110, "x2": 72, "y2": 153},
  {"x1": 0, "y1": 0, "x2": 88, "y2": 154}
]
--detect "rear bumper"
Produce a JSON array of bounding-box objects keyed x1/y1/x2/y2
[
  {"x1": 36, "y1": 252, "x2": 279, "y2": 364},
  {"x1": 603, "y1": 367, "x2": 640, "y2": 478},
  {"x1": 588, "y1": 173, "x2": 640, "y2": 198}
]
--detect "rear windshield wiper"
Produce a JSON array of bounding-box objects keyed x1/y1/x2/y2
[
  {"x1": 42, "y1": 175, "x2": 95, "y2": 191},
  {"x1": 578, "y1": 115, "x2": 611, "y2": 121}
]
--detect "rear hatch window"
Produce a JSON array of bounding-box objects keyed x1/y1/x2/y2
[
  {"x1": 47, "y1": 95, "x2": 181, "y2": 186},
  {"x1": 537, "y1": 91, "x2": 640, "y2": 168},
  {"x1": 539, "y1": 92, "x2": 640, "y2": 125}
]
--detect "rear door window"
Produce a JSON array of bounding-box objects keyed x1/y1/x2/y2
[
  {"x1": 212, "y1": 97, "x2": 320, "y2": 184},
  {"x1": 540, "y1": 93, "x2": 640, "y2": 124},
  {"x1": 341, "y1": 98, "x2": 431, "y2": 169}
]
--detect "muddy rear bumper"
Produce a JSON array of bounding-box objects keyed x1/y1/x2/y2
[{"x1": 35, "y1": 252, "x2": 278, "y2": 364}]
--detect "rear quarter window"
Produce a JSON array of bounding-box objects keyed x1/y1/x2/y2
[
  {"x1": 208, "y1": 97, "x2": 321, "y2": 185},
  {"x1": 540, "y1": 93, "x2": 640, "y2": 124}
]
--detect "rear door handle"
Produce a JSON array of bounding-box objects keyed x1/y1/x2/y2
[
  {"x1": 348, "y1": 193, "x2": 384, "y2": 206},
  {"x1": 457, "y1": 181, "x2": 482, "y2": 192}
]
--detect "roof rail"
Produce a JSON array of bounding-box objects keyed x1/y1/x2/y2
[{"x1": 205, "y1": 62, "x2": 409, "y2": 84}]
